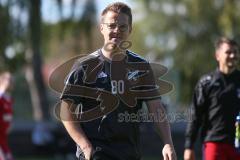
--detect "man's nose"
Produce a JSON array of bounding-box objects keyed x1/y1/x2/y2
[{"x1": 113, "y1": 26, "x2": 120, "y2": 33}]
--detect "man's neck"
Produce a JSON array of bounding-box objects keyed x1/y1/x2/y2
[
  {"x1": 101, "y1": 48, "x2": 113, "y2": 60},
  {"x1": 219, "y1": 66, "x2": 235, "y2": 75},
  {"x1": 101, "y1": 48, "x2": 126, "y2": 60}
]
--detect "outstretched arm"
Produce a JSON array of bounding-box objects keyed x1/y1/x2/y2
[{"x1": 146, "y1": 99, "x2": 177, "y2": 160}]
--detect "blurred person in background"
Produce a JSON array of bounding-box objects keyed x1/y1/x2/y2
[
  {"x1": 184, "y1": 37, "x2": 240, "y2": 160},
  {"x1": 0, "y1": 71, "x2": 14, "y2": 160}
]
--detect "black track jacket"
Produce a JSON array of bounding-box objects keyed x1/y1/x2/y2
[{"x1": 185, "y1": 69, "x2": 240, "y2": 149}]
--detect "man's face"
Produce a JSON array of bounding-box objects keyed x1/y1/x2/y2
[
  {"x1": 100, "y1": 11, "x2": 132, "y2": 51},
  {"x1": 215, "y1": 43, "x2": 239, "y2": 70},
  {"x1": 0, "y1": 72, "x2": 13, "y2": 92}
]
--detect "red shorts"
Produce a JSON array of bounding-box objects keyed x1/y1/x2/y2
[{"x1": 203, "y1": 142, "x2": 240, "y2": 160}]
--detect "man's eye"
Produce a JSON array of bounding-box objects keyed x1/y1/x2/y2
[
  {"x1": 226, "y1": 51, "x2": 231, "y2": 54},
  {"x1": 226, "y1": 50, "x2": 238, "y2": 55},
  {"x1": 119, "y1": 25, "x2": 128, "y2": 31},
  {"x1": 119, "y1": 25, "x2": 127, "y2": 29},
  {"x1": 108, "y1": 24, "x2": 117, "y2": 29}
]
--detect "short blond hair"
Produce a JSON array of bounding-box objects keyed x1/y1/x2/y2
[{"x1": 101, "y1": 2, "x2": 132, "y2": 26}]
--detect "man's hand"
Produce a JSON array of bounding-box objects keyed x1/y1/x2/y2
[
  {"x1": 81, "y1": 144, "x2": 93, "y2": 160},
  {"x1": 184, "y1": 149, "x2": 195, "y2": 160},
  {"x1": 162, "y1": 144, "x2": 177, "y2": 160}
]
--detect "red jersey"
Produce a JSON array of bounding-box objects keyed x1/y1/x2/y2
[{"x1": 0, "y1": 93, "x2": 13, "y2": 155}]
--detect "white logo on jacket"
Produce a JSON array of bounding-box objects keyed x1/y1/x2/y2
[
  {"x1": 97, "y1": 72, "x2": 107, "y2": 78},
  {"x1": 128, "y1": 70, "x2": 139, "y2": 80}
]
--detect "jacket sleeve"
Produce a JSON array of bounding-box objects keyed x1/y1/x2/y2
[
  {"x1": 60, "y1": 63, "x2": 85, "y2": 104},
  {"x1": 184, "y1": 79, "x2": 208, "y2": 149}
]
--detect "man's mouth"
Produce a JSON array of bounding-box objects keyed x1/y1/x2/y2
[
  {"x1": 110, "y1": 35, "x2": 121, "y2": 41},
  {"x1": 227, "y1": 59, "x2": 238, "y2": 66},
  {"x1": 111, "y1": 37, "x2": 119, "y2": 39}
]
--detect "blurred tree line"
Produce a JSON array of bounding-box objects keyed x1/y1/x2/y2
[
  {"x1": 0, "y1": 0, "x2": 97, "y2": 120},
  {"x1": 0, "y1": 0, "x2": 240, "y2": 123},
  {"x1": 131, "y1": 0, "x2": 240, "y2": 104}
]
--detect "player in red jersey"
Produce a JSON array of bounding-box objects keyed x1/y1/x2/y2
[{"x1": 0, "y1": 72, "x2": 14, "y2": 160}]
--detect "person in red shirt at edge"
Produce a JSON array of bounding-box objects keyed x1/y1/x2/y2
[{"x1": 0, "y1": 72, "x2": 14, "y2": 160}]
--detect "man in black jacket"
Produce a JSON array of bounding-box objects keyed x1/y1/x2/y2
[
  {"x1": 60, "y1": 2, "x2": 176, "y2": 160},
  {"x1": 184, "y1": 37, "x2": 240, "y2": 160}
]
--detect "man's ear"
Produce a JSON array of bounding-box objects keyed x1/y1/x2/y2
[
  {"x1": 100, "y1": 24, "x2": 104, "y2": 34},
  {"x1": 215, "y1": 52, "x2": 219, "y2": 61}
]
